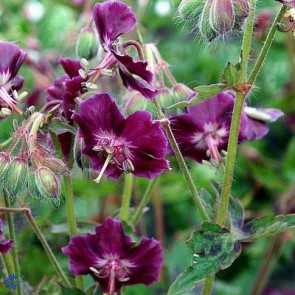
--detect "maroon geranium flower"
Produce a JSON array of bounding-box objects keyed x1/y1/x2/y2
[
  {"x1": 72, "y1": 93, "x2": 169, "y2": 181},
  {"x1": 46, "y1": 57, "x2": 86, "y2": 160},
  {"x1": 169, "y1": 91, "x2": 283, "y2": 163},
  {"x1": 0, "y1": 42, "x2": 27, "y2": 117},
  {"x1": 62, "y1": 217, "x2": 163, "y2": 294},
  {"x1": 92, "y1": 0, "x2": 158, "y2": 99},
  {"x1": 0, "y1": 219, "x2": 14, "y2": 254}
]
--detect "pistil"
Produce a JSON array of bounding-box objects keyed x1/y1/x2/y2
[{"x1": 93, "y1": 153, "x2": 113, "y2": 183}]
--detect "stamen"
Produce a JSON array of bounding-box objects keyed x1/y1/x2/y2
[
  {"x1": 108, "y1": 268, "x2": 116, "y2": 295},
  {"x1": 0, "y1": 87, "x2": 23, "y2": 115},
  {"x1": 122, "y1": 159, "x2": 134, "y2": 173},
  {"x1": 89, "y1": 267, "x2": 101, "y2": 276},
  {"x1": 93, "y1": 153, "x2": 113, "y2": 183}
]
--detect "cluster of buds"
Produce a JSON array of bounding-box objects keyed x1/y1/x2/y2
[
  {"x1": 178, "y1": 0, "x2": 249, "y2": 41},
  {"x1": 0, "y1": 112, "x2": 68, "y2": 205}
]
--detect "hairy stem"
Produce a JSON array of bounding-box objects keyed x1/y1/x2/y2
[
  {"x1": 3, "y1": 192, "x2": 23, "y2": 295},
  {"x1": 120, "y1": 173, "x2": 134, "y2": 222},
  {"x1": 153, "y1": 99, "x2": 210, "y2": 222},
  {"x1": 248, "y1": 5, "x2": 287, "y2": 86}
]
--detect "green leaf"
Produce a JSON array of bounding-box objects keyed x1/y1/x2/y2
[
  {"x1": 228, "y1": 197, "x2": 245, "y2": 234},
  {"x1": 49, "y1": 118, "x2": 76, "y2": 134},
  {"x1": 168, "y1": 222, "x2": 242, "y2": 295},
  {"x1": 221, "y1": 62, "x2": 238, "y2": 85},
  {"x1": 237, "y1": 214, "x2": 295, "y2": 241},
  {"x1": 165, "y1": 84, "x2": 226, "y2": 110}
]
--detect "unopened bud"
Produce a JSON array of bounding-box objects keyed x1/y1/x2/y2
[
  {"x1": 41, "y1": 157, "x2": 69, "y2": 175},
  {"x1": 209, "y1": 0, "x2": 235, "y2": 34},
  {"x1": 123, "y1": 91, "x2": 147, "y2": 115},
  {"x1": 0, "y1": 153, "x2": 10, "y2": 179},
  {"x1": 2, "y1": 157, "x2": 28, "y2": 196},
  {"x1": 35, "y1": 167, "x2": 61, "y2": 199},
  {"x1": 173, "y1": 83, "x2": 196, "y2": 101},
  {"x1": 28, "y1": 172, "x2": 42, "y2": 199},
  {"x1": 157, "y1": 87, "x2": 174, "y2": 109},
  {"x1": 199, "y1": 0, "x2": 218, "y2": 41},
  {"x1": 178, "y1": 0, "x2": 204, "y2": 21},
  {"x1": 233, "y1": 0, "x2": 249, "y2": 29},
  {"x1": 76, "y1": 26, "x2": 99, "y2": 60}
]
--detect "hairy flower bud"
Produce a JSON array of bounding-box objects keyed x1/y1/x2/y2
[
  {"x1": 28, "y1": 172, "x2": 42, "y2": 199},
  {"x1": 123, "y1": 91, "x2": 147, "y2": 115},
  {"x1": 41, "y1": 157, "x2": 69, "y2": 175},
  {"x1": 35, "y1": 167, "x2": 61, "y2": 199},
  {"x1": 3, "y1": 157, "x2": 28, "y2": 196},
  {"x1": 233, "y1": 0, "x2": 249, "y2": 29},
  {"x1": 210, "y1": 0, "x2": 235, "y2": 34},
  {"x1": 76, "y1": 26, "x2": 99, "y2": 60},
  {"x1": 0, "y1": 153, "x2": 10, "y2": 179},
  {"x1": 173, "y1": 83, "x2": 196, "y2": 101},
  {"x1": 199, "y1": 0, "x2": 218, "y2": 41},
  {"x1": 178, "y1": 0, "x2": 204, "y2": 21}
]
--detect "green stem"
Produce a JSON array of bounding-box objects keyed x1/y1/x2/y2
[
  {"x1": 63, "y1": 175, "x2": 84, "y2": 290},
  {"x1": 131, "y1": 178, "x2": 158, "y2": 226},
  {"x1": 0, "y1": 206, "x2": 72, "y2": 288},
  {"x1": 120, "y1": 173, "x2": 134, "y2": 222},
  {"x1": 3, "y1": 192, "x2": 23, "y2": 295},
  {"x1": 248, "y1": 5, "x2": 287, "y2": 86},
  {"x1": 153, "y1": 99, "x2": 209, "y2": 222},
  {"x1": 2, "y1": 251, "x2": 15, "y2": 275},
  {"x1": 239, "y1": 0, "x2": 257, "y2": 82}
]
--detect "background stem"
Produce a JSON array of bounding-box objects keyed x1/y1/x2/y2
[{"x1": 120, "y1": 173, "x2": 134, "y2": 222}]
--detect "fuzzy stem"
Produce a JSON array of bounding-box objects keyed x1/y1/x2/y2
[
  {"x1": 3, "y1": 192, "x2": 23, "y2": 295},
  {"x1": 63, "y1": 175, "x2": 84, "y2": 290},
  {"x1": 120, "y1": 173, "x2": 134, "y2": 222},
  {"x1": 153, "y1": 99, "x2": 210, "y2": 222},
  {"x1": 0, "y1": 206, "x2": 72, "y2": 288},
  {"x1": 2, "y1": 251, "x2": 15, "y2": 275},
  {"x1": 131, "y1": 178, "x2": 158, "y2": 226},
  {"x1": 248, "y1": 6, "x2": 287, "y2": 86}
]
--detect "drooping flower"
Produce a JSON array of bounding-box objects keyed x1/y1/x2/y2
[
  {"x1": 62, "y1": 217, "x2": 163, "y2": 294},
  {"x1": 169, "y1": 91, "x2": 283, "y2": 163},
  {"x1": 72, "y1": 93, "x2": 169, "y2": 181},
  {"x1": 92, "y1": 0, "x2": 158, "y2": 99},
  {"x1": 0, "y1": 219, "x2": 14, "y2": 254},
  {"x1": 0, "y1": 42, "x2": 27, "y2": 118},
  {"x1": 46, "y1": 57, "x2": 86, "y2": 160}
]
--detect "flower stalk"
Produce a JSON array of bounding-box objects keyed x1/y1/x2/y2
[
  {"x1": 120, "y1": 173, "x2": 134, "y2": 222},
  {"x1": 153, "y1": 99, "x2": 210, "y2": 222},
  {"x1": 3, "y1": 192, "x2": 23, "y2": 295}
]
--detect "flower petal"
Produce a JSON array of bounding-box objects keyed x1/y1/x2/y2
[
  {"x1": 111, "y1": 49, "x2": 153, "y2": 82},
  {"x1": 62, "y1": 236, "x2": 97, "y2": 275},
  {"x1": 0, "y1": 239, "x2": 14, "y2": 254},
  {"x1": 125, "y1": 237, "x2": 163, "y2": 286},
  {"x1": 245, "y1": 118, "x2": 270, "y2": 141},
  {"x1": 0, "y1": 42, "x2": 27, "y2": 82},
  {"x1": 59, "y1": 57, "x2": 82, "y2": 78},
  {"x1": 86, "y1": 218, "x2": 133, "y2": 258},
  {"x1": 119, "y1": 67, "x2": 158, "y2": 99},
  {"x1": 93, "y1": 1, "x2": 137, "y2": 48},
  {"x1": 72, "y1": 94, "x2": 125, "y2": 145}
]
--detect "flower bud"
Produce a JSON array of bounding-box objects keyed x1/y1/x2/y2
[
  {"x1": 173, "y1": 83, "x2": 196, "y2": 101},
  {"x1": 123, "y1": 91, "x2": 147, "y2": 115},
  {"x1": 178, "y1": 0, "x2": 204, "y2": 21},
  {"x1": 41, "y1": 157, "x2": 69, "y2": 175},
  {"x1": 199, "y1": 0, "x2": 218, "y2": 41},
  {"x1": 76, "y1": 26, "x2": 99, "y2": 60},
  {"x1": 35, "y1": 167, "x2": 61, "y2": 199},
  {"x1": 28, "y1": 172, "x2": 42, "y2": 199},
  {"x1": 157, "y1": 87, "x2": 174, "y2": 109},
  {"x1": 0, "y1": 153, "x2": 10, "y2": 179},
  {"x1": 2, "y1": 157, "x2": 28, "y2": 196},
  {"x1": 209, "y1": 0, "x2": 235, "y2": 34},
  {"x1": 233, "y1": 0, "x2": 249, "y2": 30}
]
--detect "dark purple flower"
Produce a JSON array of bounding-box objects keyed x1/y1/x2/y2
[
  {"x1": 46, "y1": 57, "x2": 85, "y2": 160},
  {"x1": 92, "y1": 0, "x2": 158, "y2": 99},
  {"x1": 72, "y1": 93, "x2": 169, "y2": 181},
  {"x1": 0, "y1": 219, "x2": 14, "y2": 254},
  {"x1": 0, "y1": 42, "x2": 27, "y2": 117},
  {"x1": 169, "y1": 91, "x2": 283, "y2": 163},
  {"x1": 62, "y1": 217, "x2": 163, "y2": 294}
]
